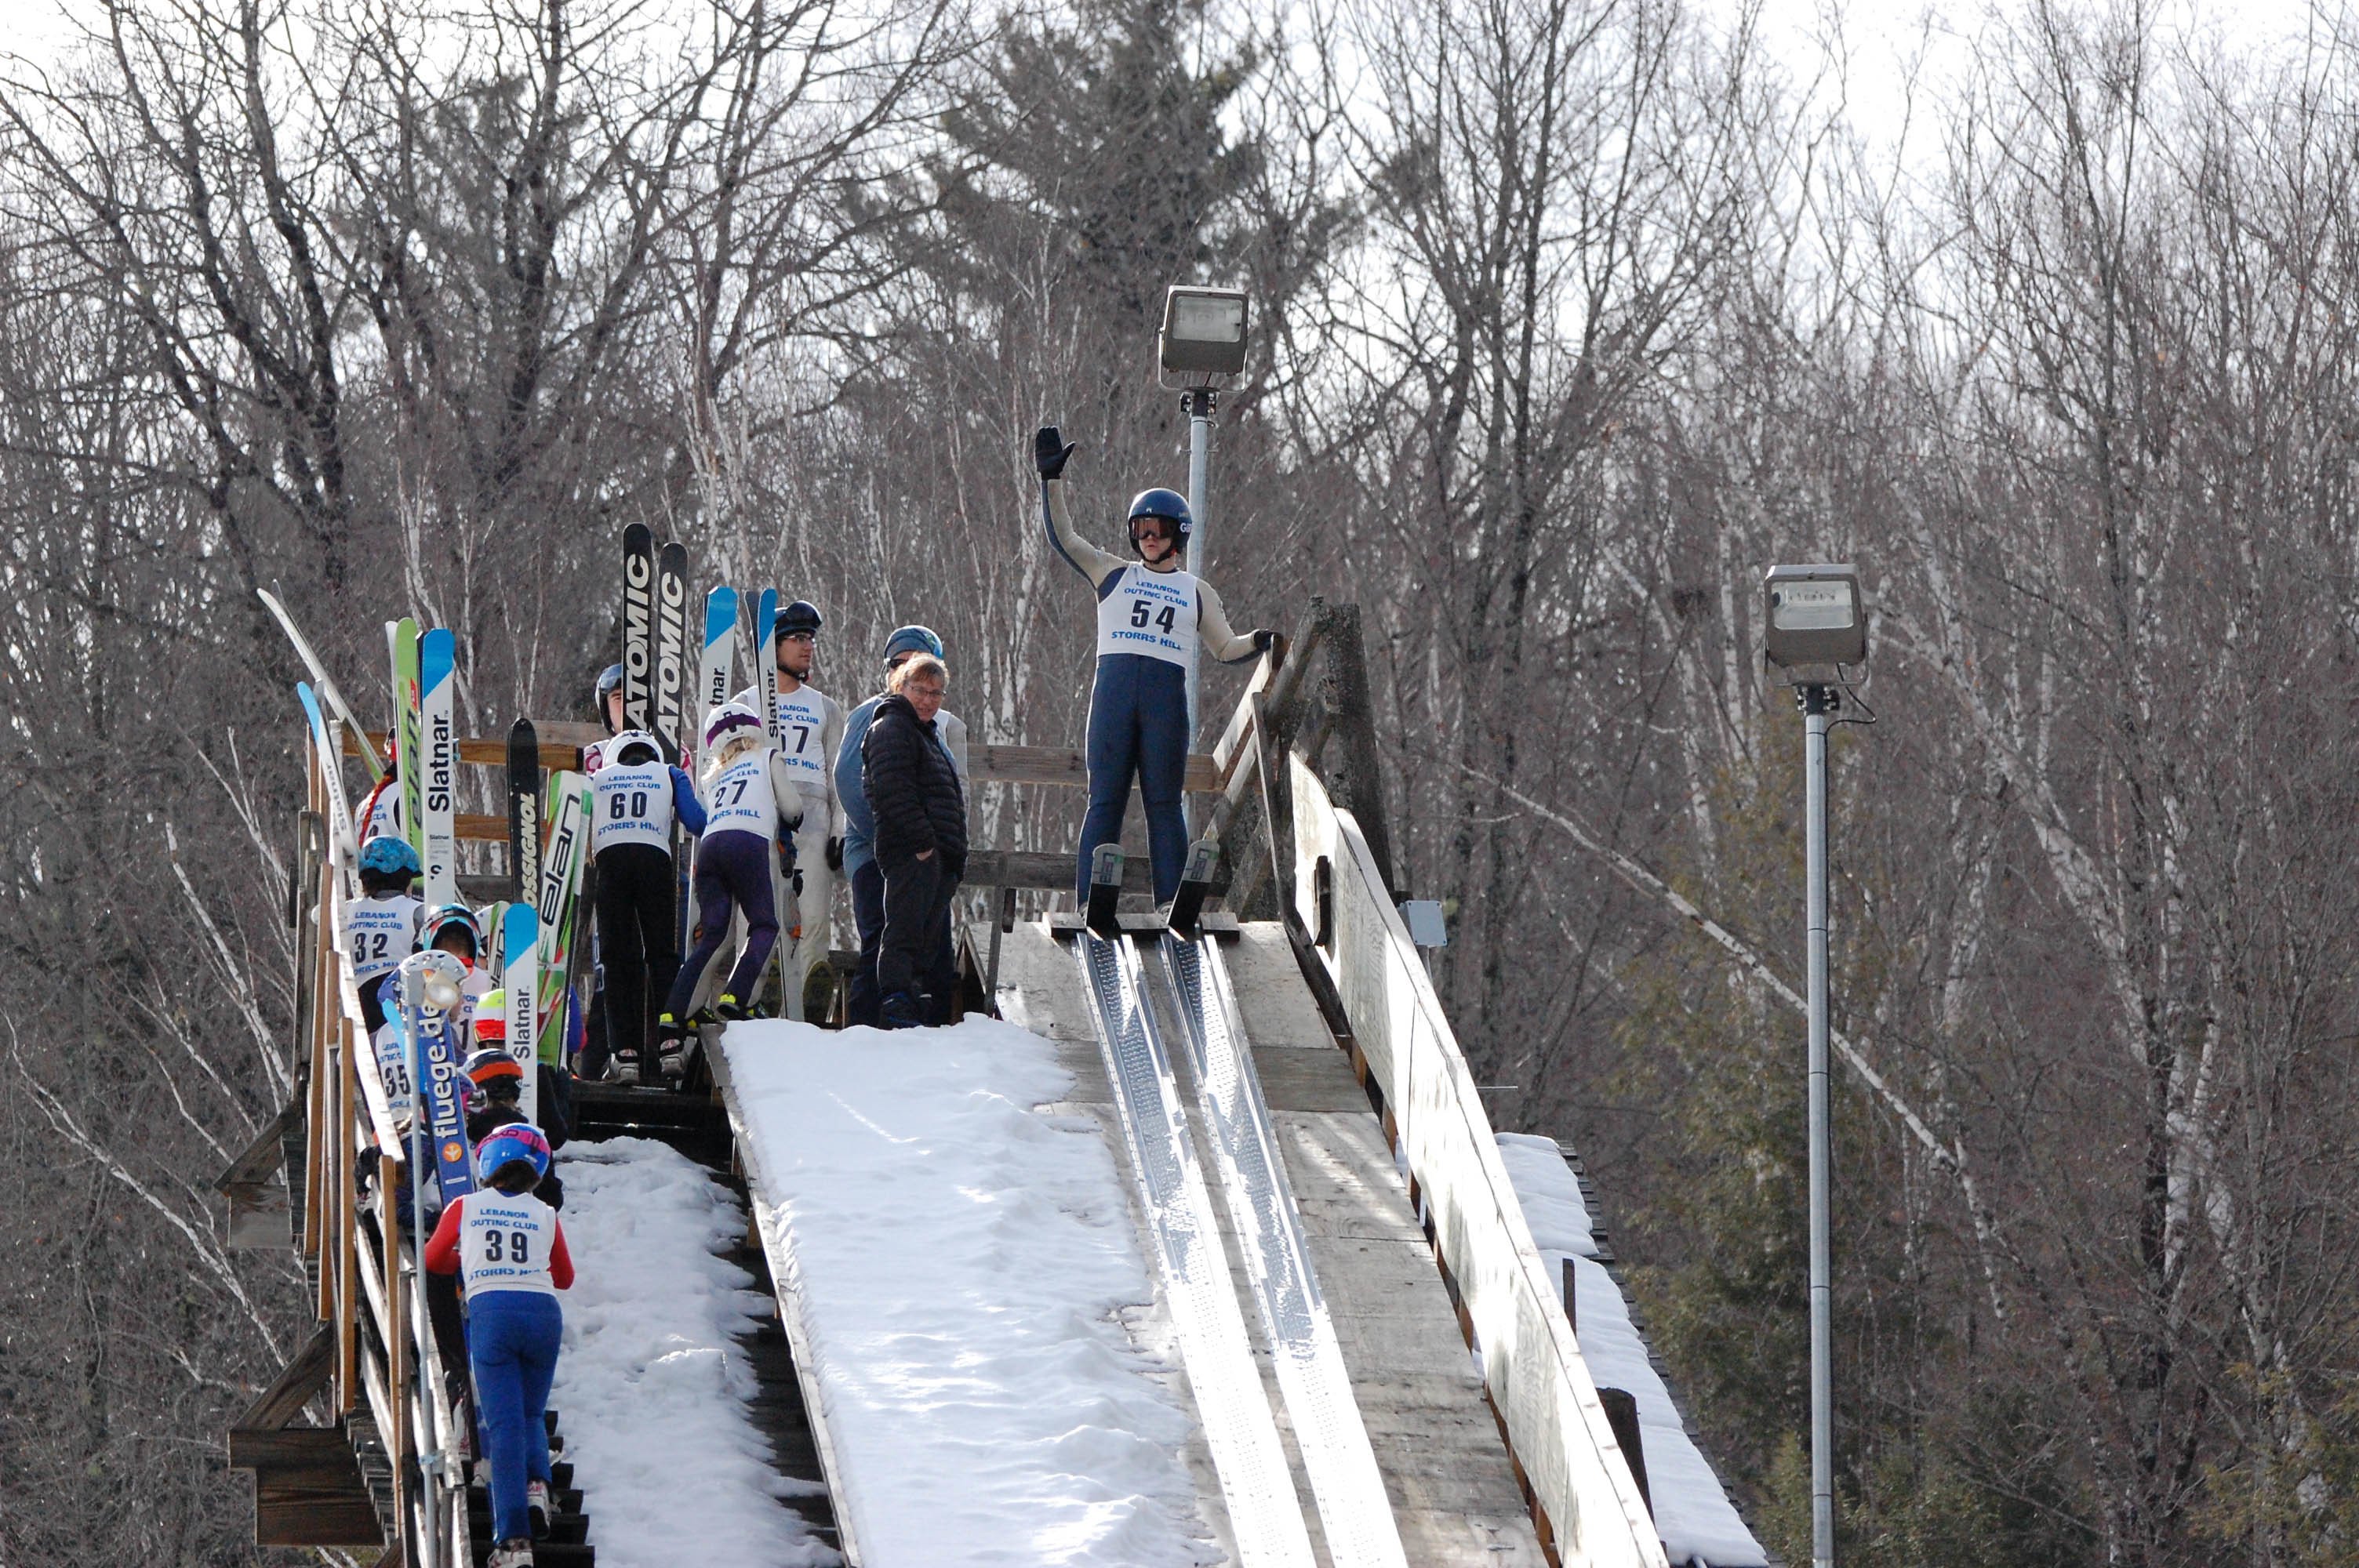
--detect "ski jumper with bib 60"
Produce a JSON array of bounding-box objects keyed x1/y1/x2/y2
[{"x1": 589, "y1": 739, "x2": 707, "y2": 1069}]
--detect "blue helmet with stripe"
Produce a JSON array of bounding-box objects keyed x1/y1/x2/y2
[
  {"x1": 1127, "y1": 488, "x2": 1192, "y2": 557},
  {"x1": 475, "y1": 1123, "x2": 551, "y2": 1184},
  {"x1": 882, "y1": 625, "x2": 944, "y2": 664},
  {"x1": 359, "y1": 836, "x2": 420, "y2": 880}
]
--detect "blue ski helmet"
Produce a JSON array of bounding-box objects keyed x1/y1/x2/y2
[
  {"x1": 475, "y1": 1123, "x2": 551, "y2": 1184},
  {"x1": 777, "y1": 599, "x2": 823, "y2": 639},
  {"x1": 1127, "y1": 488, "x2": 1193, "y2": 555},
  {"x1": 882, "y1": 625, "x2": 944, "y2": 665},
  {"x1": 420, "y1": 903, "x2": 485, "y2": 961},
  {"x1": 595, "y1": 662, "x2": 625, "y2": 729},
  {"x1": 359, "y1": 836, "x2": 421, "y2": 880}
]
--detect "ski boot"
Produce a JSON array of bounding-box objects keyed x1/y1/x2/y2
[
  {"x1": 609, "y1": 1047, "x2": 642, "y2": 1087},
  {"x1": 654, "y1": 1014, "x2": 689, "y2": 1081},
  {"x1": 486, "y1": 1538, "x2": 535, "y2": 1568},
  {"x1": 526, "y1": 1478, "x2": 551, "y2": 1538},
  {"x1": 878, "y1": 991, "x2": 923, "y2": 1031},
  {"x1": 714, "y1": 993, "x2": 751, "y2": 1023}
]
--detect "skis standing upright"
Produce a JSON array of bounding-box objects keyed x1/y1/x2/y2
[
  {"x1": 698, "y1": 587, "x2": 740, "y2": 745},
  {"x1": 622, "y1": 524, "x2": 656, "y2": 735},
  {"x1": 264, "y1": 590, "x2": 383, "y2": 783},
  {"x1": 296, "y1": 684, "x2": 358, "y2": 865},
  {"x1": 419, "y1": 627, "x2": 458, "y2": 909},
  {"x1": 656, "y1": 542, "x2": 689, "y2": 760},
  {"x1": 388, "y1": 618, "x2": 423, "y2": 853},
  {"x1": 507, "y1": 719, "x2": 541, "y2": 906},
  {"x1": 757, "y1": 589, "x2": 780, "y2": 746},
  {"x1": 503, "y1": 906, "x2": 540, "y2": 1126}
]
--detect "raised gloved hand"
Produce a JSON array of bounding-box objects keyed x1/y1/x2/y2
[
  {"x1": 1034, "y1": 426, "x2": 1077, "y2": 480},
  {"x1": 825, "y1": 836, "x2": 844, "y2": 873}
]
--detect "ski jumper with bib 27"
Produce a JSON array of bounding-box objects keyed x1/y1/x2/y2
[
  {"x1": 1041, "y1": 481, "x2": 1259, "y2": 902},
  {"x1": 668, "y1": 745, "x2": 801, "y2": 1016}
]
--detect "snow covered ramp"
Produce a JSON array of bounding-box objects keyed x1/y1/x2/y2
[{"x1": 713, "y1": 1018, "x2": 1219, "y2": 1567}]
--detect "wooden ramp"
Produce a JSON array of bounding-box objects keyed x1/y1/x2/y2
[{"x1": 994, "y1": 918, "x2": 1547, "y2": 1566}]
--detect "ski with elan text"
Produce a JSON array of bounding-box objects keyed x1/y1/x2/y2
[{"x1": 534, "y1": 771, "x2": 591, "y2": 1045}]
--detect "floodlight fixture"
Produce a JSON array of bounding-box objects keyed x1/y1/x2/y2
[
  {"x1": 1158, "y1": 285, "x2": 1249, "y2": 389},
  {"x1": 1763, "y1": 564, "x2": 1866, "y2": 683}
]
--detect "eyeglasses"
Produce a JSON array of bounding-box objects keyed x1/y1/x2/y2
[
  {"x1": 906, "y1": 684, "x2": 944, "y2": 699},
  {"x1": 781, "y1": 632, "x2": 816, "y2": 644}
]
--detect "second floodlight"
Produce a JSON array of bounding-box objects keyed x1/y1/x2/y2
[
  {"x1": 1763, "y1": 564, "x2": 1866, "y2": 681},
  {"x1": 1158, "y1": 285, "x2": 1249, "y2": 387}
]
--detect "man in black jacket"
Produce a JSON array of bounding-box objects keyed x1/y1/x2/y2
[{"x1": 860, "y1": 655, "x2": 967, "y2": 1028}]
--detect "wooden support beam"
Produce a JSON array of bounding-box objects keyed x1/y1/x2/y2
[
  {"x1": 234, "y1": 1323, "x2": 335, "y2": 1432},
  {"x1": 971, "y1": 742, "x2": 1220, "y2": 794},
  {"x1": 229, "y1": 1427, "x2": 385, "y2": 1548},
  {"x1": 347, "y1": 725, "x2": 599, "y2": 772}
]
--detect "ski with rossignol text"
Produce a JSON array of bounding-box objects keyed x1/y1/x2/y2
[
  {"x1": 503, "y1": 905, "x2": 540, "y2": 1126},
  {"x1": 264, "y1": 590, "x2": 384, "y2": 783},
  {"x1": 388, "y1": 618, "x2": 423, "y2": 855},
  {"x1": 419, "y1": 627, "x2": 458, "y2": 908},
  {"x1": 656, "y1": 540, "x2": 689, "y2": 762},
  {"x1": 622, "y1": 523, "x2": 656, "y2": 735},
  {"x1": 296, "y1": 683, "x2": 358, "y2": 865},
  {"x1": 507, "y1": 718, "x2": 540, "y2": 906}
]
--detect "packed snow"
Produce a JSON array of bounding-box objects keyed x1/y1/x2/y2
[
  {"x1": 1495, "y1": 1132, "x2": 1769, "y2": 1568},
  {"x1": 551, "y1": 1135, "x2": 838, "y2": 1568},
  {"x1": 721, "y1": 1017, "x2": 1217, "y2": 1567}
]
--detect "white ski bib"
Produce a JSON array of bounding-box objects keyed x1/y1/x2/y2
[
  {"x1": 592, "y1": 760, "x2": 674, "y2": 854},
  {"x1": 457, "y1": 1191, "x2": 559, "y2": 1298},
  {"x1": 703, "y1": 753, "x2": 780, "y2": 841},
  {"x1": 347, "y1": 895, "x2": 421, "y2": 986},
  {"x1": 1096, "y1": 566, "x2": 1199, "y2": 666},
  {"x1": 772, "y1": 687, "x2": 832, "y2": 789}
]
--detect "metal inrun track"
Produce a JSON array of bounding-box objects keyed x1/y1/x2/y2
[
  {"x1": 1070, "y1": 931, "x2": 1316, "y2": 1568},
  {"x1": 1158, "y1": 931, "x2": 1409, "y2": 1567}
]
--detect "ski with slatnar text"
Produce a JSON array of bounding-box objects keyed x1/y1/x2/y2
[
  {"x1": 656, "y1": 540, "x2": 689, "y2": 760},
  {"x1": 507, "y1": 718, "x2": 540, "y2": 906},
  {"x1": 757, "y1": 589, "x2": 780, "y2": 746},
  {"x1": 698, "y1": 586, "x2": 740, "y2": 749},
  {"x1": 623, "y1": 523, "x2": 656, "y2": 735},
  {"x1": 389, "y1": 618, "x2": 422, "y2": 854},
  {"x1": 419, "y1": 628, "x2": 458, "y2": 908},
  {"x1": 503, "y1": 905, "x2": 540, "y2": 1125}
]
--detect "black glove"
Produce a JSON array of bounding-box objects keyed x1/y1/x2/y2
[
  {"x1": 1034, "y1": 426, "x2": 1077, "y2": 480},
  {"x1": 1252, "y1": 628, "x2": 1276, "y2": 653},
  {"x1": 825, "y1": 836, "x2": 844, "y2": 873}
]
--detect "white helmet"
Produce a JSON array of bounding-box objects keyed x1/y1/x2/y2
[
  {"x1": 608, "y1": 728, "x2": 664, "y2": 765},
  {"x1": 703, "y1": 701, "x2": 763, "y2": 750}
]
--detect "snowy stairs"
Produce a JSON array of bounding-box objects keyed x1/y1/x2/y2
[
  {"x1": 466, "y1": 1423, "x2": 593, "y2": 1566},
  {"x1": 566, "y1": 1080, "x2": 844, "y2": 1555}
]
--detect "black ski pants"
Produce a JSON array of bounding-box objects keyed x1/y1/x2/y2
[
  {"x1": 594, "y1": 842, "x2": 678, "y2": 1063},
  {"x1": 875, "y1": 850, "x2": 959, "y2": 1019},
  {"x1": 848, "y1": 858, "x2": 887, "y2": 1028}
]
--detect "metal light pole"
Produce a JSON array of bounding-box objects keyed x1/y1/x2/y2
[
  {"x1": 1762, "y1": 564, "x2": 1866, "y2": 1568},
  {"x1": 1802, "y1": 678, "x2": 1835, "y2": 1568},
  {"x1": 1181, "y1": 386, "x2": 1215, "y2": 731}
]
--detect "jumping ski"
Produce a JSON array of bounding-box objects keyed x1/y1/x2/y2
[
  {"x1": 507, "y1": 718, "x2": 541, "y2": 906},
  {"x1": 388, "y1": 618, "x2": 423, "y2": 857},
  {"x1": 656, "y1": 540, "x2": 689, "y2": 761},
  {"x1": 698, "y1": 586, "x2": 740, "y2": 747},
  {"x1": 503, "y1": 906, "x2": 540, "y2": 1126},
  {"x1": 419, "y1": 627, "x2": 458, "y2": 908},
  {"x1": 264, "y1": 589, "x2": 384, "y2": 783},
  {"x1": 622, "y1": 523, "x2": 656, "y2": 735},
  {"x1": 296, "y1": 683, "x2": 358, "y2": 864},
  {"x1": 756, "y1": 589, "x2": 780, "y2": 747}
]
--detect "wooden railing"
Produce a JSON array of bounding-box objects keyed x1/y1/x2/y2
[{"x1": 224, "y1": 728, "x2": 474, "y2": 1566}]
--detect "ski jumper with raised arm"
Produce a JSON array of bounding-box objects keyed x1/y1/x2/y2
[{"x1": 1041, "y1": 482, "x2": 1259, "y2": 903}]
